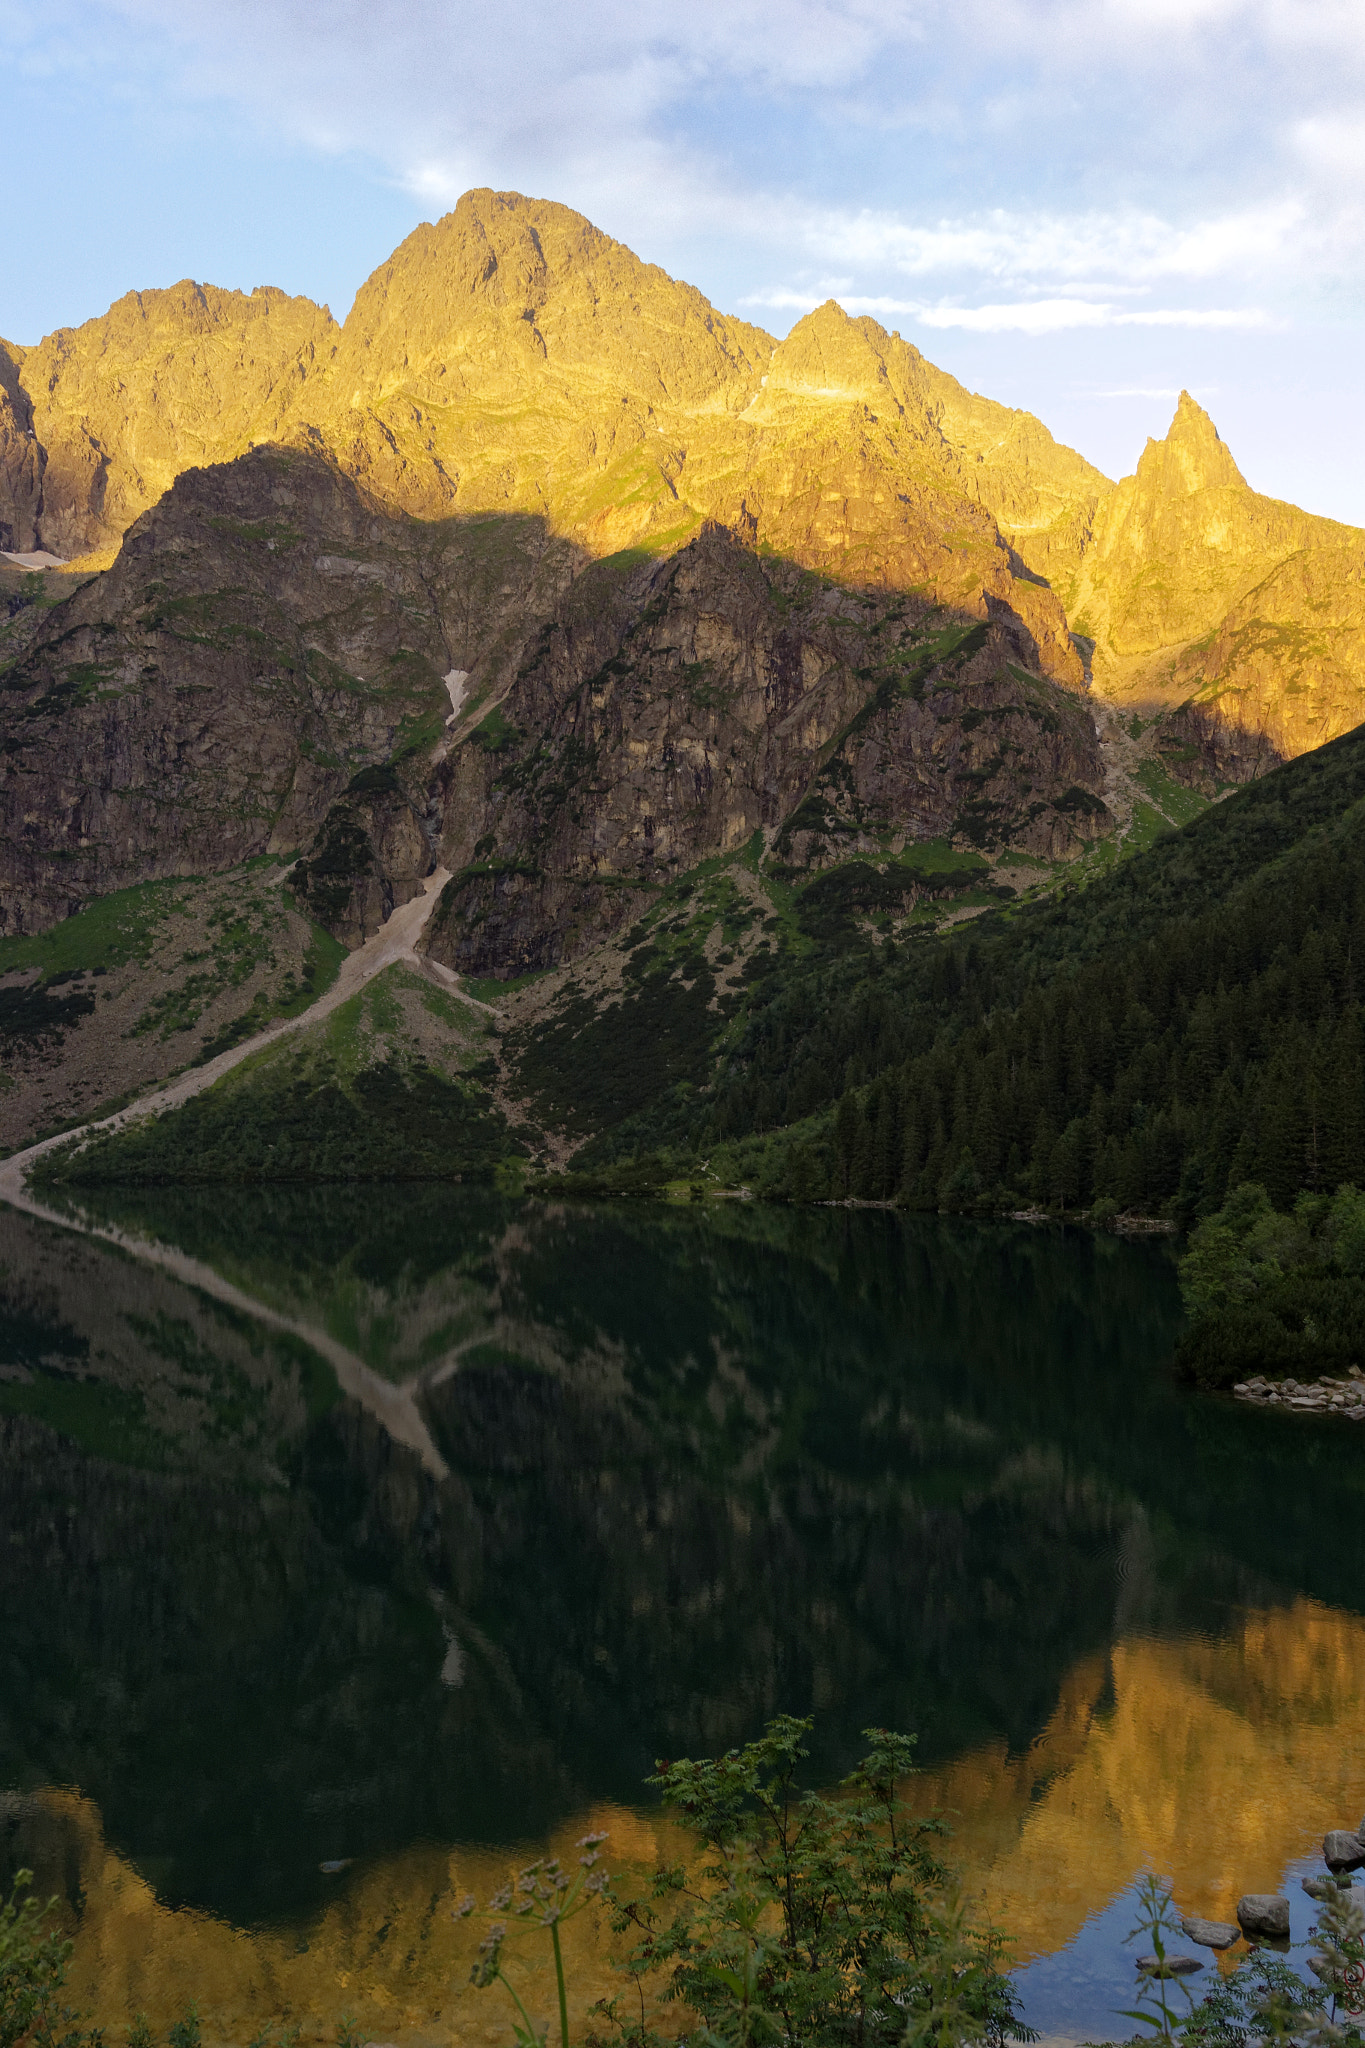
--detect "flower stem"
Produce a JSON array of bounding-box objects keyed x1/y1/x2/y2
[{"x1": 551, "y1": 1918, "x2": 570, "y2": 2048}]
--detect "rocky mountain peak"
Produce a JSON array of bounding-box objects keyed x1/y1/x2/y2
[
  {"x1": 325, "y1": 187, "x2": 773, "y2": 415},
  {"x1": 766, "y1": 301, "x2": 896, "y2": 404},
  {"x1": 1134, "y1": 390, "x2": 1246, "y2": 499}
]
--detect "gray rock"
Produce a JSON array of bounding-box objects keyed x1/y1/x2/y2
[
  {"x1": 1238, "y1": 1894, "x2": 1291, "y2": 1939},
  {"x1": 1137, "y1": 1953, "x2": 1204, "y2": 1975},
  {"x1": 1323, "y1": 1831, "x2": 1365, "y2": 1873},
  {"x1": 1182, "y1": 1915, "x2": 1241, "y2": 1949}
]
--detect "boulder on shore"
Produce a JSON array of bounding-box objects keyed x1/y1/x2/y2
[
  {"x1": 1323, "y1": 1831, "x2": 1365, "y2": 1873},
  {"x1": 1182, "y1": 1915, "x2": 1241, "y2": 1949},
  {"x1": 1237, "y1": 1894, "x2": 1291, "y2": 1939}
]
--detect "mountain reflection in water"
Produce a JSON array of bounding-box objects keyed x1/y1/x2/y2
[{"x1": 3, "y1": 1190, "x2": 1364, "y2": 2042}]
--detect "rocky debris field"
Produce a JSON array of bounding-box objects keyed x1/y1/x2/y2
[{"x1": 1233, "y1": 1372, "x2": 1365, "y2": 1417}]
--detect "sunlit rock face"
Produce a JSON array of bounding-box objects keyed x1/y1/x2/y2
[
  {"x1": 1053, "y1": 393, "x2": 1365, "y2": 772},
  {"x1": 2, "y1": 283, "x2": 336, "y2": 563},
  {"x1": 0, "y1": 340, "x2": 41, "y2": 555},
  {"x1": 1157, "y1": 542, "x2": 1365, "y2": 782}
]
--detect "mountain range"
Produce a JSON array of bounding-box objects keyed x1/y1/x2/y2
[{"x1": 2, "y1": 188, "x2": 1363, "y2": 1174}]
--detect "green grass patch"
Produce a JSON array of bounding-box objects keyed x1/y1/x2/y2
[
  {"x1": 0, "y1": 1372, "x2": 169, "y2": 1468},
  {"x1": 1136, "y1": 758, "x2": 1212, "y2": 828},
  {"x1": 0, "y1": 876, "x2": 194, "y2": 978},
  {"x1": 469, "y1": 702, "x2": 521, "y2": 753}
]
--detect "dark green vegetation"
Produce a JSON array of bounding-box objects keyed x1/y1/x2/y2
[
  {"x1": 0, "y1": 1869, "x2": 97, "y2": 2048},
  {"x1": 0, "y1": 864, "x2": 345, "y2": 1118},
  {"x1": 30, "y1": 961, "x2": 513, "y2": 1187},
  {"x1": 37, "y1": 1049, "x2": 516, "y2": 1185},
  {"x1": 1176, "y1": 1181, "x2": 1365, "y2": 1387},
  {"x1": 593, "y1": 1717, "x2": 1029, "y2": 2048},
  {"x1": 556, "y1": 722, "x2": 1365, "y2": 1228},
  {"x1": 510, "y1": 943, "x2": 728, "y2": 1141}
]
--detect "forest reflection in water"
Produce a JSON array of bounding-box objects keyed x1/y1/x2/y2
[{"x1": 3, "y1": 1188, "x2": 1365, "y2": 2042}]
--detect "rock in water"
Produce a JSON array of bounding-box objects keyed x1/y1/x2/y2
[
  {"x1": 1237, "y1": 1894, "x2": 1291, "y2": 1939},
  {"x1": 1182, "y1": 1916, "x2": 1241, "y2": 1949},
  {"x1": 1324, "y1": 1831, "x2": 1365, "y2": 1873},
  {"x1": 1137, "y1": 1954, "x2": 1204, "y2": 1975}
]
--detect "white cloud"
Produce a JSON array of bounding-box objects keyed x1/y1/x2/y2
[
  {"x1": 745, "y1": 289, "x2": 1273, "y2": 334},
  {"x1": 1293, "y1": 109, "x2": 1365, "y2": 176},
  {"x1": 795, "y1": 198, "x2": 1311, "y2": 287},
  {"x1": 1089, "y1": 386, "x2": 1221, "y2": 399},
  {"x1": 918, "y1": 300, "x2": 1273, "y2": 332},
  {"x1": 33, "y1": 0, "x2": 1365, "y2": 349}
]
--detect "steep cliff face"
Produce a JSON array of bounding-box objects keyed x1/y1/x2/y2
[
  {"x1": 1039, "y1": 392, "x2": 1365, "y2": 777},
  {"x1": 1157, "y1": 541, "x2": 1365, "y2": 779},
  {"x1": 0, "y1": 447, "x2": 482, "y2": 932},
  {"x1": 0, "y1": 340, "x2": 41, "y2": 554},
  {"x1": 751, "y1": 300, "x2": 1110, "y2": 587},
  {"x1": 422, "y1": 522, "x2": 1108, "y2": 976},
  {"x1": 0, "y1": 202, "x2": 1100, "y2": 948},
  {"x1": 5, "y1": 283, "x2": 337, "y2": 561}
]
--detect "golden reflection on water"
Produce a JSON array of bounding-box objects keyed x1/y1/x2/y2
[{"x1": 39, "y1": 1600, "x2": 1365, "y2": 2042}]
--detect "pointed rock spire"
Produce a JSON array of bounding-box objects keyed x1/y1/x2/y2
[{"x1": 1135, "y1": 390, "x2": 1246, "y2": 497}]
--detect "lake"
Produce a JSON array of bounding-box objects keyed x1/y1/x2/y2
[{"x1": 3, "y1": 1190, "x2": 1364, "y2": 2045}]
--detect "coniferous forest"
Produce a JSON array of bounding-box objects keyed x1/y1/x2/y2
[{"x1": 643, "y1": 723, "x2": 1365, "y2": 1224}]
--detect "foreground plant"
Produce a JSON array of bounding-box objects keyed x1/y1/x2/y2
[
  {"x1": 1119, "y1": 1877, "x2": 1202, "y2": 2044},
  {"x1": 589, "y1": 1714, "x2": 1034, "y2": 2048},
  {"x1": 0, "y1": 1869, "x2": 100, "y2": 2048},
  {"x1": 457, "y1": 1833, "x2": 611, "y2": 2048}
]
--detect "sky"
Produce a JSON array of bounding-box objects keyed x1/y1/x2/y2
[{"x1": 3, "y1": 0, "x2": 1364, "y2": 521}]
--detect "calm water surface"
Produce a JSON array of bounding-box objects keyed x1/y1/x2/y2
[{"x1": 3, "y1": 1191, "x2": 1364, "y2": 2045}]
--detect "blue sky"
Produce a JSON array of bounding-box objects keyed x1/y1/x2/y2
[{"x1": 4, "y1": 0, "x2": 1364, "y2": 520}]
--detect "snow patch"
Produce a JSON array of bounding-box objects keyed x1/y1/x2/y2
[
  {"x1": 2, "y1": 550, "x2": 66, "y2": 570},
  {"x1": 443, "y1": 669, "x2": 470, "y2": 724}
]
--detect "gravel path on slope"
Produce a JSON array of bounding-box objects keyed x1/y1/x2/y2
[{"x1": 0, "y1": 869, "x2": 472, "y2": 1477}]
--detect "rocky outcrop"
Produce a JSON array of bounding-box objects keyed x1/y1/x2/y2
[
  {"x1": 1066, "y1": 394, "x2": 1342, "y2": 659},
  {"x1": 422, "y1": 522, "x2": 1109, "y2": 977},
  {"x1": 1154, "y1": 700, "x2": 1286, "y2": 793},
  {"x1": 288, "y1": 765, "x2": 438, "y2": 946},
  {"x1": 1161, "y1": 543, "x2": 1365, "y2": 773},
  {"x1": 1053, "y1": 393, "x2": 1365, "y2": 780},
  {"x1": 1323, "y1": 1830, "x2": 1365, "y2": 1872}
]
